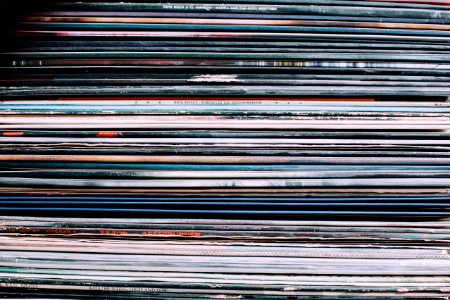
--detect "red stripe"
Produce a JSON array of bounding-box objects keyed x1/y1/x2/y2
[{"x1": 96, "y1": 131, "x2": 121, "y2": 138}]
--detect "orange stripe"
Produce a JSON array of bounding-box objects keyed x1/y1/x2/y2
[{"x1": 3, "y1": 131, "x2": 23, "y2": 137}]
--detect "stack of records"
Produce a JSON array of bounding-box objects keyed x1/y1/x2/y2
[
  {"x1": 0, "y1": 217, "x2": 449, "y2": 299},
  {"x1": 0, "y1": 0, "x2": 448, "y2": 299}
]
